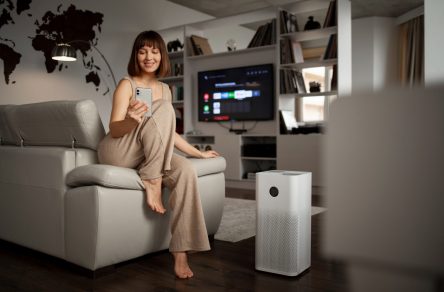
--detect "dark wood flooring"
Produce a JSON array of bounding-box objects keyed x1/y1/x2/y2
[{"x1": 0, "y1": 188, "x2": 348, "y2": 292}]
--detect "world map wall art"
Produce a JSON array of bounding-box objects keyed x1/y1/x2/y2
[{"x1": 0, "y1": 1, "x2": 106, "y2": 93}]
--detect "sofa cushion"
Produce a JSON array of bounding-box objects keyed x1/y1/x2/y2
[
  {"x1": 3, "y1": 99, "x2": 105, "y2": 150},
  {"x1": 66, "y1": 156, "x2": 226, "y2": 190},
  {"x1": 66, "y1": 164, "x2": 144, "y2": 190}
]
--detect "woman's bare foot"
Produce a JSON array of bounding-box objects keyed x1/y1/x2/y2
[
  {"x1": 142, "y1": 178, "x2": 165, "y2": 214},
  {"x1": 172, "y1": 252, "x2": 193, "y2": 279}
]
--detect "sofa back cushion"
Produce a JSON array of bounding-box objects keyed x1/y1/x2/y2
[{"x1": 0, "y1": 99, "x2": 105, "y2": 150}]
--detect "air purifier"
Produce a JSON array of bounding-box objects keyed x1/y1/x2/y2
[{"x1": 255, "y1": 170, "x2": 311, "y2": 276}]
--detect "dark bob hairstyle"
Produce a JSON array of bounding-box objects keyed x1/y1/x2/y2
[{"x1": 127, "y1": 30, "x2": 171, "y2": 78}]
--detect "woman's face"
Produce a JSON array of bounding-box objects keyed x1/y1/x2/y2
[{"x1": 137, "y1": 44, "x2": 161, "y2": 75}]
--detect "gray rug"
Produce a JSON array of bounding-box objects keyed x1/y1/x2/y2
[{"x1": 214, "y1": 197, "x2": 327, "y2": 243}]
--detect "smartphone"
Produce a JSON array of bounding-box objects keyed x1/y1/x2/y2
[{"x1": 135, "y1": 87, "x2": 152, "y2": 117}]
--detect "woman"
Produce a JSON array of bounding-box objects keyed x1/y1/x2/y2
[{"x1": 97, "y1": 30, "x2": 219, "y2": 279}]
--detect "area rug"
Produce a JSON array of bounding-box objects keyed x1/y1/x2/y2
[{"x1": 214, "y1": 197, "x2": 327, "y2": 243}]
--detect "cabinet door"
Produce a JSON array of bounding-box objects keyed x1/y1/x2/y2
[{"x1": 214, "y1": 135, "x2": 241, "y2": 180}]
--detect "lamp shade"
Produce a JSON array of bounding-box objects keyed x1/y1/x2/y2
[{"x1": 51, "y1": 43, "x2": 77, "y2": 61}]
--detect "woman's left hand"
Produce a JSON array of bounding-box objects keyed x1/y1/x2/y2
[{"x1": 200, "y1": 150, "x2": 220, "y2": 159}]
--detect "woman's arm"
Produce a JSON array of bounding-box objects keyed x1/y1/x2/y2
[
  {"x1": 109, "y1": 79, "x2": 148, "y2": 138},
  {"x1": 174, "y1": 133, "x2": 219, "y2": 158}
]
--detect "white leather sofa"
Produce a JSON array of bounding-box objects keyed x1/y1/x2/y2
[{"x1": 0, "y1": 99, "x2": 226, "y2": 271}]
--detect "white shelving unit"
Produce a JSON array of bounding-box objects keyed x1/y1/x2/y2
[
  {"x1": 157, "y1": 0, "x2": 351, "y2": 188},
  {"x1": 278, "y1": 0, "x2": 339, "y2": 127}
]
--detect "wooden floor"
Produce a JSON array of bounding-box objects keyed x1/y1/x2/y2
[{"x1": 0, "y1": 188, "x2": 348, "y2": 292}]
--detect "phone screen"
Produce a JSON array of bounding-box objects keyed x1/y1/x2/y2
[{"x1": 135, "y1": 87, "x2": 152, "y2": 117}]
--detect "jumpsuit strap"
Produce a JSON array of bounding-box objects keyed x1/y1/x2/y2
[{"x1": 123, "y1": 76, "x2": 137, "y2": 100}]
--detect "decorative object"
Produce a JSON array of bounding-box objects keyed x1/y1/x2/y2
[
  {"x1": 51, "y1": 41, "x2": 117, "y2": 88},
  {"x1": 309, "y1": 81, "x2": 321, "y2": 92},
  {"x1": 304, "y1": 16, "x2": 321, "y2": 31},
  {"x1": 167, "y1": 39, "x2": 183, "y2": 52},
  {"x1": 226, "y1": 38, "x2": 236, "y2": 51}
]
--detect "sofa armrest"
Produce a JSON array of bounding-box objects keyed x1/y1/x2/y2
[
  {"x1": 188, "y1": 156, "x2": 226, "y2": 176},
  {"x1": 66, "y1": 164, "x2": 144, "y2": 190}
]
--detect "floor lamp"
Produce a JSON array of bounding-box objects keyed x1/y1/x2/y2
[{"x1": 51, "y1": 41, "x2": 117, "y2": 89}]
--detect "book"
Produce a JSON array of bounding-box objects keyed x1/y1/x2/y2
[
  {"x1": 289, "y1": 12, "x2": 299, "y2": 32},
  {"x1": 331, "y1": 64, "x2": 337, "y2": 91},
  {"x1": 247, "y1": 25, "x2": 261, "y2": 48},
  {"x1": 280, "y1": 110, "x2": 299, "y2": 134},
  {"x1": 322, "y1": 34, "x2": 337, "y2": 60},
  {"x1": 190, "y1": 35, "x2": 213, "y2": 55},
  {"x1": 294, "y1": 70, "x2": 307, "y2": 93},
  {"x1": 270, "y1": 19, "x2": 276, "y2": 45},
  {"x1": 280, "y1": 39, "x2": 289, "y2": 64},
  {"x1": 187, "y1": 36, "x2": 202, "y2": 56},
  {"x1": 290, "y1": 40, "x2": 304, "y2": 63},
  {"x1": 247, "y1": 20, "x2": 276, "y2": 48},
  {"x1": 323, "y1": 0, "x2": 337, "y2": 28},
  {"x1": 280, "y1": 69, "x2": 303, "y2": 94},
  {"x1": 280, "y1": 10, "x2": 288, "y2": 34},
  {"x1": 185, "y1": 37, "x2": 195, "y2": 56}
]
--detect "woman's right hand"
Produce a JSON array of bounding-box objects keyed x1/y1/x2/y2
[{"x1": 126, "y1": 99, "x2": 148, "y2": 124}]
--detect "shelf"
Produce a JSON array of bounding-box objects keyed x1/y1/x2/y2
[
  {"x1": 241, "y1": 156, "x2": 277, "y2": 161},
  {"x1": 280, "y1": 90, "x2": 337, "y2": 98},
  {"x1": 187, "y1": 44, "x2": 276, "y2": 61},
  {"x1": 280, "y1": 26, "x2": 337, "y2": 42},
  {"x1": 172, "y1": 100, "x2": 184, "y2": 105},
  {"x1": 159, "y1": 75, "x2": 183, "y2": 82},
  {"x1": 168, "y1": 51, "x2": 184, "y2": 59},
  {"x1": 295, "y1": 90, "x2": 337, "y2": 98},
  {"x1": 280, "y1": 58, "x2": 337, "y2": 69}
]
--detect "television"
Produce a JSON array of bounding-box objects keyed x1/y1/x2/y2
[{"x1": 198, "y1": 63, "x2": 274, "y2": 122}]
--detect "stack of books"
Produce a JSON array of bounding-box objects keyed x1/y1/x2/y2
[
  {"x1": 280, "y1": 39, "x2": 304, "y2": 64},
  {"x1": 280, "y1": 69, "x2": 306, "y2": 94},
  {"x1": 280, "y1": 10, "x2": 299, "y2": 34},
  {"x1": 323, "y1": 0, "x2": 337, "y2": 28},
  {"x1": 247, "y1": 19, "x2": 276, "y2": 48}
]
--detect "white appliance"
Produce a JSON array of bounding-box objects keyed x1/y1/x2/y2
[{"x1": 255, "y1": 170, "x2": 312, "y2": 276}]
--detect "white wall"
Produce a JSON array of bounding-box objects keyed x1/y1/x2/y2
[
  {"x1": 0, "y1": 0, "x2": 213, "y2": 129},
  {"x1": 424, "y1": 0, "x2": 444, "y2": 86},
  {"x1": 351, "y1": 18, "x2": 375, "y2": 92},
  {"x1": 352, "y1": 17, "x2": 398, "y2": 93},
  {"x1": 373, "y1": 18, "x2": 398, "y2": 90}
]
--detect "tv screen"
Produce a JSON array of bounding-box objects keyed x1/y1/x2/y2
[{"x1": 198, "y1": 63, "x2": 274, "y2": 122}]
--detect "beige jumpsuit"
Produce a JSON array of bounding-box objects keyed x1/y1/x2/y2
[{"x1": 97, "y1": 77, "x2": 210, "y2": 253}]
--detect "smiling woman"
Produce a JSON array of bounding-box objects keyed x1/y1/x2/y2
[{"x1": 96, "y1": 30, "x2": 220, "y2": 279}]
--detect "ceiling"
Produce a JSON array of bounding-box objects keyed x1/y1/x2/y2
[{"x1": 168, "y1": 0, "x2": 424, "y2": 19}]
